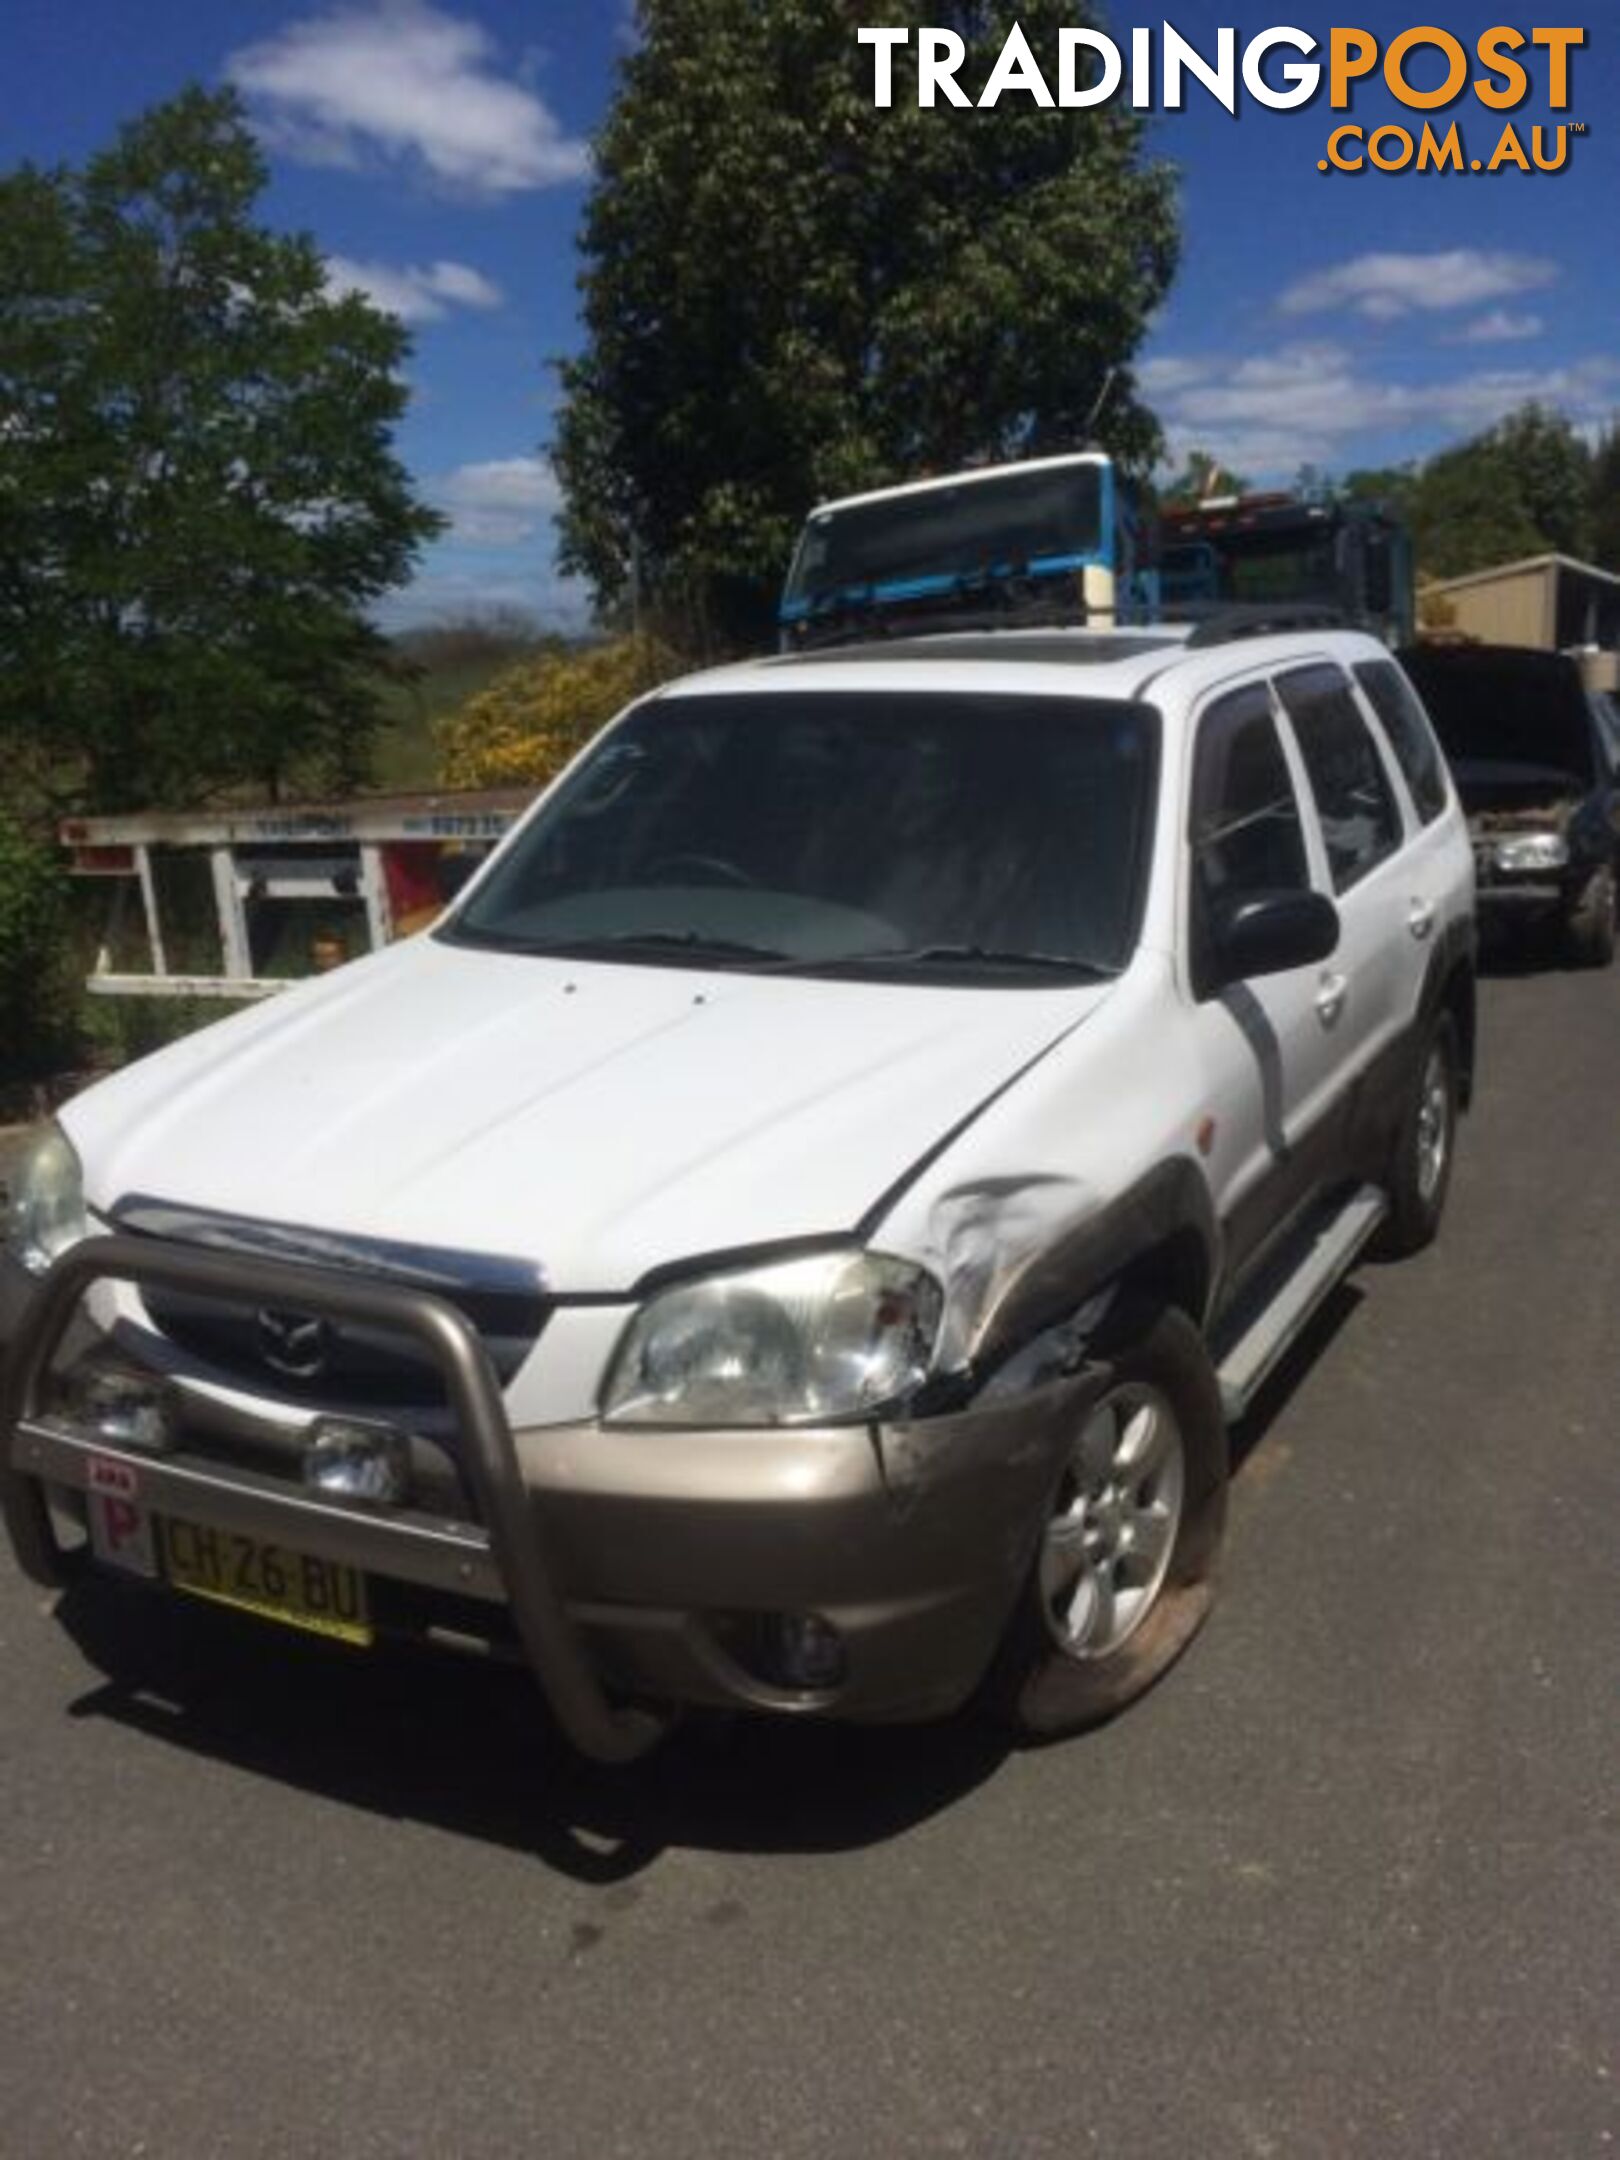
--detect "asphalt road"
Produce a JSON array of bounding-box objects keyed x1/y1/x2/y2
[{"x1": 2, "y1": 961, "x2": 1616, "y2": 2160}]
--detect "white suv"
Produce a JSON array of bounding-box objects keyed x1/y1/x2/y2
[{"x1": 2, "y1": 618, "x2": 1475, "y2": 1758}]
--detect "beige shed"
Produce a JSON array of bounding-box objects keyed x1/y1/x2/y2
[{"x1": 1424, "y1": 554, "x2": 1620, "y2": 655}]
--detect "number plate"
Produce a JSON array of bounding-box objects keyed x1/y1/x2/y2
[{"x1": 161, "y1": 1517, "x2": 372, "y2": 1647}]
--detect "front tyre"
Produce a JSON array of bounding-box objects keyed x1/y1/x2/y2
[
  {"x1": 989, "y1": 1305, "x2": 1227, "y2": 1741},
  {"x1": 1563, "y1": 865, "x2": 1616, "y2": 969}
]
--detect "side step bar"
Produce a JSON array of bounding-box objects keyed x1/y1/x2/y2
[{"x1": 1213, "y1": 1185, "x2": 1388, "y2": 1422}]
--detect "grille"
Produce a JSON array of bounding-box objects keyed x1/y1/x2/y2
[{"x1": 114, "y1": 1201, "x2": 548, "y2": 1412}]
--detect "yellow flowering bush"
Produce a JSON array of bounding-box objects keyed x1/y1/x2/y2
[{"x1": 437, "y1": 634, "x2": 685, "y2": 790}]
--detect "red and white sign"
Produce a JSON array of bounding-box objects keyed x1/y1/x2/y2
[{"x1": 87, "y1": 1456, "x2": 156, "y2": 1579}]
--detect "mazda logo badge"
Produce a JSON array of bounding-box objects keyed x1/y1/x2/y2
[{"x1": 257, "y1": 1308, "x2": 330, "y2": 1380}]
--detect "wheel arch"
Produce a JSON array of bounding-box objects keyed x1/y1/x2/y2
[
  {"x1": 966, "y1": 1158, "x2": 1221, "y2": 1389},
  {"x1": 1428, "y1": 941, "x2": 1477, "y2": 1111},
  {"x1": 1109, "y1": 1225, "x2": 1214, "y2": 1334}
]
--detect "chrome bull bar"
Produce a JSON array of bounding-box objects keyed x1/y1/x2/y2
[{"x1": 0, "y1": 1234, "x2": 667, "y2": 1765}]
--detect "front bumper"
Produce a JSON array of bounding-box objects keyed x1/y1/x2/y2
[
  {"x1": 1472, "y1": 877, "x2": 1568, "y2": 914},
  {"x1": 1, "y1": 1237, "x2": 1086, "y2": 1753}
]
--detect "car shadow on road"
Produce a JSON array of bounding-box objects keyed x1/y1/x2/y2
[
  {"x1": 53, "y1": 1574, "x2": 1012, "y2": 1881},
  {"x1": 1475, "y1": 925, "x2": 1575, "y2": 978}
]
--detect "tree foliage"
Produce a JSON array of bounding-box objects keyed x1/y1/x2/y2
[
  {"x1": 553, "y1": 0, "x2": 1179, "y2": 647},
  {"x1": 1339, "y1": 406, "x2": 1602, "y2": 583},
  {"x1": 438, "y1": 635, "x2": 682, "y2": 790},
  {"x1": 1408, "y1": 405, "x2": 1593, "y2": 578},
  {"x1": 0, "y1": 87, "x2": 442, "y2": 814},
  {"x1": 0, "y1": 811, "x2": 72, "y2": 1075}
]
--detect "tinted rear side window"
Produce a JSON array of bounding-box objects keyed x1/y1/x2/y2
[
  {"x1": 1191, "y1": 684, "x2": 1310, "y2": 896},
  {"x1": 1276, "y1": 664, "x2": 1403, "y2": 894},
  {"x1": 1355, "y1": 659, "x2": 1449, "y2": 824},
  {"x1": 1189, "y1": 683, "x2": 1310, "y2": 994}
]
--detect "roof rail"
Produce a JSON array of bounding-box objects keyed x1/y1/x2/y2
[{"x1": 1183, "y1": 604, "x2": 1348, "y2": 649}]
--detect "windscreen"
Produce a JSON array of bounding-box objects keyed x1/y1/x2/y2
[
  {"x1": 1162, "y1": 526, "x2": 1338, "y2": 608},
  {"x1": 784, "y1": 464, "x2": 1106, "y2": 609},
  {"x1": 446, "y1": 690, "x2": 1158, "y2": 984}
]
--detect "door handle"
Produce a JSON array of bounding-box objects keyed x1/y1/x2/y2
[
  {"x1": 1407, "y1": 898, "x2": 1436, "y2": 941},
  {"x1": 1315, "y1": 971, "x2": 1349, "y2": 1027}
]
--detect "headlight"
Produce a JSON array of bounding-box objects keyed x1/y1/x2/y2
[
  {"x1": 1494, "y1": 832, "x2": 1569, "y2": 872},
  {"x1": 5, "y1": 1123, "x2": 89, "y2": 1276},
  {"x1": 602, "y1": 1250, "x2": 943, "y2": 1427}
]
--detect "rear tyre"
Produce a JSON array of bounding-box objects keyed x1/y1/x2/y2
[
  {"x1": 1376, "y1": 1013, "x2": 1458, "y2": 1258},
  {"x1": 1563, "y1": 865, "x2": 1616, "y2": 969},
  {"x1": 988, "y1": 1305, "x2": 1227, "y2": 1741}
]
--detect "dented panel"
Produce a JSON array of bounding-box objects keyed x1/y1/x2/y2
[{"x1": 876, "y1": 959, "x2": 1225, "y2": 1378}]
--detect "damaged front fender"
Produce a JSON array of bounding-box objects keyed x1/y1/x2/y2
[
  {"x1": 907, "y1": 1157, "x2": 1220, "y2": 1387},
  {"x1": 878, "y1": 1365, "x2": 1109, "y2": 1610}
]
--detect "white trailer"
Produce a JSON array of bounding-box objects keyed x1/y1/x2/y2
[{"x1": 61, "y1": 789, "x2": 531, "y2": 1000}]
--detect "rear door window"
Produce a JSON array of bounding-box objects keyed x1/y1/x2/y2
[
  {"x1": 1276, "y1": 665, "x2": 1403, "y2": 893},
  {"x1": 1354, "y1": 659, "x2": 1449, "y2": 824},
  {"x1": 1189, "y1": 682, "x2": 1311, "y2": 993}
]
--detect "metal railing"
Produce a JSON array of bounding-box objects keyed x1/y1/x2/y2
[{"x1": 1, "y1": 1235, "x2": 667, "y2": 1765}]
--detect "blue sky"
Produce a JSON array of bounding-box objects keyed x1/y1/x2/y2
[{"x1": 4, "y1": 2, "x2": 1615, "y2": 630}]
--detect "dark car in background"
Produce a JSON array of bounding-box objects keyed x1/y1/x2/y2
[
  {"x1": 1400, "y1": 643, "x2": 1620, "y2": 968},
  {"x1": 1591, "y1": 685, "x2": 1620, "y2": 777}
]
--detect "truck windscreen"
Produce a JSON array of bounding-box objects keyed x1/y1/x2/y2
[{"x1": 785, "y1": 464, "x2": 1105, "y2": 610}]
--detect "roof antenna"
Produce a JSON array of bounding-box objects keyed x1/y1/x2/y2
[{"x1": 1082, "y1": 367, "x2": 1118, "y2": 448}]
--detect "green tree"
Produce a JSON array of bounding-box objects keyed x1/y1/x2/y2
[
  {"x1": 1341, "y1": 464, "x2": 1418, "y2": 518},
  {"x1": 553, "y1": 1, "x2": 1178, "y2": 647},
  {"x1": 0, "y1": 87, "x2": 442, "y2": 814},
  {"x1": 0, "y1": 811, "x2": 72, "y2": 1077},
  {"x1": 1405, "y1": 404, "x2": 1593, "y2": 580},
  {"x1": 1489, "y1": 404, "x2": 1594, "y2": 560},
  {"x1": 1406, "y1": 446, "x2": 1543, "y2": 580}
]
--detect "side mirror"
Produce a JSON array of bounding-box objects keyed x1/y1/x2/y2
[{"x1": 1209, "y1": 889, "x2": 1339, "y2": 988}]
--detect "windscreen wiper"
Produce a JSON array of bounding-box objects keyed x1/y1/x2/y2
[
  {"x1": 507, "y1": 929, "x2": 793, "y2": 966},
  {"x1": 805, "y1": 944, "x2": 1117, "y2": 979}
]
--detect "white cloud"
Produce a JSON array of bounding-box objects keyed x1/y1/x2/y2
[
  {"x1": 1138, "y1": 356, "x2": 1212, "y2": 396},
  {"x1": 325, "y1": 254, "x2": 502, "y2": 323},
  {"x1": 1278, "y1": 250, "x2": 1558, "y2": 322},
  {"x1": 229, "y1": 2, "x2": 590, "y2": 196},
  {"x1": 1451, "y1": 309, "x2": 1546, "y2": 346},
  {"x1": 1424, "y1": 359, "x2": 1620, "y2": 435},
  {"x1": 1164, "y1": 344, "x2": 1405, "y2": 445},
  {"x1": 379, "y1": 457, "x2": 585, "y2": 629},
  {"x1": 1149, "y1": 343, "x2": 1619, "y2": 481},
  {"x1": 438, "y1": 455, "x2": 562, "y2": 545}
]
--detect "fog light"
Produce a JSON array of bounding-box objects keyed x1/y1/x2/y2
[
  {"x1": 304, "y1": 1420, "x2": 413, "y2": 1507},
  {"x1": 765, "y1": 1613, "x2": 847, "y2": 1691},
  {"x1": 63, "y1": 1369, "x2": 177, "y2": 1453}
]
